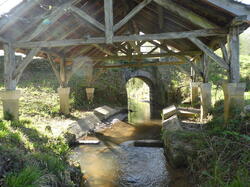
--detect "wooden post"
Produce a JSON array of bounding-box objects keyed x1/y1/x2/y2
[
  {"x1": 0, "y1": 44, "x2": 20, "y2": 120},
  {"x1": 3, "y1": 44, "x2": 17, "y2": 90},
  {"x1": 223, "y1": 26, "x2": 245, "y2": 122},
  {"x1": 228, "y1": 26, "x2": 240, "y2": 83},
  {"x1": 104, "y1": 0, "x2": 113, "y2": 43}
]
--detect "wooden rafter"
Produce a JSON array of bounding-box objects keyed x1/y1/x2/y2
[
  {"x1": 70, "y1": 6, "x2": 105, "y2": 31},
  {"x1": 21, "y1": 2, "x2": 73, "y2": 42},
  {"x1": 153, "y1": 0, "x2": 219, "y2": 29},
  {"x1": 114, "y1": 0, "x2": 152, "y2": 32}
]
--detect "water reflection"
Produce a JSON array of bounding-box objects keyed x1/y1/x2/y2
[
  {"x1": 127, "y1": 77, "x2": 151, "y2": 124},
  {"x1": 128, "y1": 98, "x2": 151, "y2": 124}
]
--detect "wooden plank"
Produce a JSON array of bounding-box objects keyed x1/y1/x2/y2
[
  {"x1": 104, "y1": 0, "x2": 113, "y2": 43},
  {"x1": 113, "y1": 0, "x2": 152, "y2": 32},
  {"x1": 189, "y1": 37, "x2": 229, "y2": 70},
  {"x1": 21, "y1": 2, "x2": 72, "y2": 42},
  {"x1": 70, "y1": 6, "x2": 105, "y2": 31},
  {"x1": 153, "y1": 0, "x2": 219, "y2": 29},
  {"x1": 96, "y1": 61, "x2": 185, "y2": 68},
  {"x1": 14, "y1": 29, "x2": 227, "y2": 48},
  {"x1": 13, "y1": 48, "x2": 41, "y2": 81},
  {"x1": 0, "y1": 1, "x2": 39, "y2": 34},
  {"x1": 228, "y1": 26, "x2": 240, "y2": 83}
]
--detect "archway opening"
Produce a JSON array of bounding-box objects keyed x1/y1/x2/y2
[{"x1": 126, "y1": 77, "x2": 152, "y2": 124}]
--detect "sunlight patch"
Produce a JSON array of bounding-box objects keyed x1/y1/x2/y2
[{"x1": 0, "y1": 0, "x2": 23, "y2": 16}]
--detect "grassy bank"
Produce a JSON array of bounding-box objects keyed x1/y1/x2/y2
[{"x1": 0, "y1": 119, "x2": 82, "y2": 186}]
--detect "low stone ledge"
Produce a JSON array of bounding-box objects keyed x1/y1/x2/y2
[
  {"x1": 94, "y1": 105, "x2": 120, "y2": 121},
  {"x1": 162, "y1": 114, "x2": 198, "y2": 168},
  {"x1": 162, "y1": 105, "x2": 179, "y2": 121}
]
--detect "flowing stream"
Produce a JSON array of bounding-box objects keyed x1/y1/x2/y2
[{"x1": 72, "y1": 99, "x2": 190, "y2": 186}]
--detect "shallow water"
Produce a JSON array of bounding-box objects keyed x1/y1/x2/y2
[{"x1": 73, "y1": 99, "x2": 190, "y2": 186}]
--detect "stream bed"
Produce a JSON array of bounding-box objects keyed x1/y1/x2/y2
[{"x1": 72, "y1": 99, "x2": 190, "y2": 186}]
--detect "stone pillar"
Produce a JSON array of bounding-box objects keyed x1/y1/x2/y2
[
  {"x1": 190, "y1": 82, "x2": 201, "y2": 105},
  {"x1": 86, "y1": 88, "x2": 95, "y2": 102},
  {"x1": 200, "y1": 83, "x2": 212, "y2": 120},
  {"x1": 57, "y1": 87, "x2": 70, "y2": 114},
  {"x1": 0, "y1": 90, "x2": 21, "y2": 120},
  {"x1": 223, "y1": 83, "x2": 246, "y2": 122}
]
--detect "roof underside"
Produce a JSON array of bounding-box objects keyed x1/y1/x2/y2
[{"x1": 0, "y1": 0, "x2": 249, "y2": 64}]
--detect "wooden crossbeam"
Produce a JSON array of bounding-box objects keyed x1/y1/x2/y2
[
  {"x1": 96, "y1": 60, "x2": 185, "y2": 68},
  {"x1": 113, "y1": 0, "x2": 152, "y2": 32},
  {"x1": 14, "y1": 29, "x2": 226, "y2": 48},
  {"x1": 92, "y1": 44, "x2": 115, "y2": 56},
  {"x1": 21, "y1": 2, "x2": 72, "y2": 42},
  {"x1": 70, "y1": 6, "x2": 105, "y2": 31},
  {"x1": 189, "y1": 37, "x2": 229, "y2": 70},
  {"x1": 67, "y1": 51, "x2": 200, "y2": 61},
  {"x1": 153, "y1": 0, "x2": 218, "y2": 29},
  {"x1": 104, "y1": 0, "x2": 113, "y2": 43}
]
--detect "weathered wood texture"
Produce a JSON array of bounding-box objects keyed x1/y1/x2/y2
[
  {"x1": 96, "y1": 60, "x2": 185, "y2": 69},
  {"x1": 14, "y1": 29, "x2": 226, "y2": 48},
  {"x1": 153, "y1": 0, "x2": 218, "y2": 28},
  {"x1": 189, "y1": 37, "x2": 229, "y2": 70},
  {"x1": 104, "y1": 0, "x2": 113, "y2": 43},
  {"x1": 228, "y1": 26, "x2": 240, "y2": 83}
]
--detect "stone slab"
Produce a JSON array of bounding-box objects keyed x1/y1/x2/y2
[
  {"x1": 94, "y1": 105, "x2": 119, "y2": 121},
  {"x1": 162, "y1": 115, "x2": 183, "y2": 132},
  {"x1": 162, "y1": 105, "x2": 179, "y2": 121}
]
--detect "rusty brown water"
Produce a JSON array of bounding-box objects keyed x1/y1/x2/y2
[{"x1": 73, "y1": 100, "x2": 191, "y2": 186}]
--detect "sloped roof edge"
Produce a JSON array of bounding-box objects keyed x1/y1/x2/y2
[{"x1": 206, "y1": 0, "x2": 250, "y2": 21}]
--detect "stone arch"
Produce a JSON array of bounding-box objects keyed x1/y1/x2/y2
[{"x1": 124, "y1": 69, "x2": 159, "y2": 118}]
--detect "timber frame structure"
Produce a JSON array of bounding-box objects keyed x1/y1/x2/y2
[{"x1": 0, "y1": 0, "x2": 249, "y2": 118}]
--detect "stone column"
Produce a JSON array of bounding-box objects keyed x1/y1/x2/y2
[
  {"x1": 190, "y1": 82, "x2": 201, "y2": 106},
  {"x1": 223, "y1": 83, "x2": 246, "y2": 122},
  {"x1": 0, "y1": 90, "x2": 21, "y2": 120},
  {"x1": 57, "y1": 87, "x2": 70, "y2": 114},
  {"x1": 200, "y1": 83, "x2": 212, "y2": 120}
]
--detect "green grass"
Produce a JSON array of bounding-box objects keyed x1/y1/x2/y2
[{"x1": 0, "y1": 119, "x2": 81, "y2": 186}]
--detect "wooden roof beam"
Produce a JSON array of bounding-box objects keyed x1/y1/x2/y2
[
  {"x1": 14, "y1": 29, "x2": 227, "y2": 48},
  {"x1": 21, "y1": 2, "x2": 74, "y2": 42},
  {"x1": 153, "y1": 0, "x2": 219, "y2": 29},
  {"x1": 70, "y1": 6, "x2": 105, "y2": 31},
  {"x1": 114, "y1": 0, "x2": 152, "y2": 32}
]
